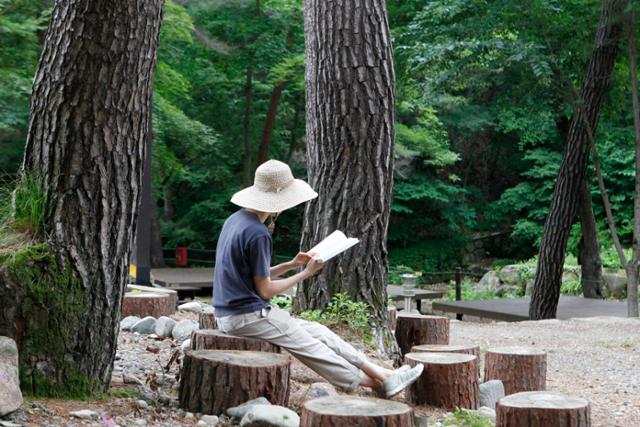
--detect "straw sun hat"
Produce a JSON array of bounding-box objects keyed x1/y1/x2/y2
[{"x1": 231, "y1": 160, "x2": 318, "y2": 213}]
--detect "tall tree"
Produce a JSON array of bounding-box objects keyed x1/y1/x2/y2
[
  {"x1": 530, "y1": 0, "x2": 627, "y2": 319},
  {"x1": 577, "y1": 180, "x2": 604, "y2": 298},
  {"x1": 296, "y1": 0, "x2": 397, "y2": 354},
  {"x1": 0, "y1": 0, "x2": 163, "y2": 396}
]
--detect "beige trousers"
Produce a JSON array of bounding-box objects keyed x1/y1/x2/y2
[{"x1": 216, "y1": 305, "x2": 366, "y2": 390}]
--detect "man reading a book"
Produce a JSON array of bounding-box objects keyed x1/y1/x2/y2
[{"x1": 212, "y1": 160, "x2": 423, "y2": 397}]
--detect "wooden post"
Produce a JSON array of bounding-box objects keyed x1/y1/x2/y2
[
  {"x1": 395, "y1": 313, "x2": 449, "y2": 355},
  {"x1": 485, "y1": 347, "x2": 547, "y2": 395},
  {"x1": 178, "y1": 350, "x2": 290, "y2": 415},
  {"x1": 191, "y1": 329, "x2": 281, "y2": 353},
  {"x1": 405, "y1": 352, "x2": 479, "y2": 409},
  {"x1": 121, "y1": 292, "x2": 174, "y2": 318},
  {"x1": 455, "y1": 267, "x2": 463, "y2": 320},
  {"x1": 496, "y1": 391, "x2": 591, "y2": 427},
  {"x1": 300, "y1": 396, "x2": 415, "y2": 427},
  {"x1": 411, "y1": 343, "x2": 480, "y2": 375}
]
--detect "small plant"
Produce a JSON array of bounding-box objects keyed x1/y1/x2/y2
[
  {"x1": 324, "y1": 292, "x2": 372, "y2": 329},
  {"x1": 110, "y1": 388, "x2": 142, "y2": 399},
  {"x1": 445, "y1": 408, "x2": 495, "y2": 427},
  {"x1": 448, "y1": 279, "x2": 496, "y2": 301},
  {"x1": 388, "y1": 264, "x2": 415, "y2": 285},
  {"x1": 560, "y1": 279, "x2": 582, "y2": 295},
  {"x1": 271, "y1": 294, "x2": 292, "y2": 309}
]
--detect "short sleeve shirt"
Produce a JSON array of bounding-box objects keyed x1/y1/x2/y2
[{"x1": 212, "y1": 210, "x2": 272, "y2": 316}]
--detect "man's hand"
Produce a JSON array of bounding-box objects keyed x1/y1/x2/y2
[
  {"x1": 303, "y1": 255, "x2": 325, "y2": 277},
  {"x1": 292, "y1": 251, "x2": 313, "y2": 267}
]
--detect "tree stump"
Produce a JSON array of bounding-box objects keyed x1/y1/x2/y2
[
  {"x1": 190, "y1": 329, "x2": 281, "y2": 353},
  {"x1": 395, "y1": 313, "x2": 449, "y2": 355},
  {"x1": 405, "y1": 352, "x2": 479, "y2": 409},
  {"x1": 484, "y1": 347, "x2": 547, "y2": 395},
  {"x1": 496, "y1": 391, "x2": 591, "y2": 427},
  {"x1": 198, "y1": 310, "x2": 216, "y2": 329},
  {"x1": 387, "y1": 306, "x2": 397, "y2": 333},
  {"x1": 121, "y1": 292, "x2": 174, "y2": 318},
  {"x1": 126, "y1": 284, "x2": 178, "y2": 310},
  {"x1": 179, "y1": 350, "x2": 290, "y2": 415},
  {"x1": 300, "y1": 396, "x2": 415, "y2": 427},
  {"x1": 411, "y1": 343, "x2": 480, "y2": 375}
]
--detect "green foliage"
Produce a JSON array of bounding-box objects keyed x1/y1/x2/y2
[
  {"x1": 560, "y1": 279, "x2": 582, "y2": 296},
  {"x1": 445, "y1": 408, "x2": 495, "y2": 427},
  {"x1": 271, "y1": 294, "x2": 292, "y2": 309},
  {"x1": 0, "y1": 175, "x2": 47, "y2": 251},
  {"x1": 388, "y1": 265, "x2": 416, "y2": 285},
  {"x1": 447, "y1": 279, "x2": 496, "y2": 301},
  {"x1": 300, "y1": 293, "x2": 372, "y2": 330}
]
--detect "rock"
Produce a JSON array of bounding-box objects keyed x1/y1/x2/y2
[
  {"x1": 181, "y1": 339, "x2": 192, "y2": 351},
  {"x1": 0, "y1": 421, "x2": 22, "y2": 427},
  {"x1": 70, "y1": 409, "x2": 98, "y2": 419},
  {"x1": 172, "y1": 320, "x2": 199, "y2": 341},
  {"x1": 131, "y1": 419, "x2": 147, "y2": 426},
  {"x1": 136, "y1": 400, "x2": 149, "y2": 410},
  {"x1": 155, "y1": 316, "x2": 177, "y2": 338},
  {"x1": 240, "y1": 405, "x2": 299, "y2": 427},
  {"x1": 498, "y1": 265, "x2": 522, "y2": 285},
  {"x1": 227, "y1": 397, "x2": 271, "y2": 419},
  {"x1": 131, "y1": 316, "x2": 157, "y2": 335},
  {"x1": 123, "y1": 373, "x2": 143, "y2": 385},
  {"x1": 290, "y1": 382, "x2": 337, "y2": 405},
  {"x1": 477, "y1": 271, "x2": 500, "y2": 292},
  {"x1": 178, "y1": 302, "x2": 204, "y2": 313},
  {"x1": 413, "y1": 415, "x2": 429, "y2": 427},
  {"x1": 199, "y1": 415, "x2": 219, "y2": 426},
  {"x1": 479, "y1": 379, "x2": 505, "y2": 409},
  {"x1": 603, "y1": 270, "x2": 627, "y2": 299},
  {"x1": 476, "y1": 406, "x2": 497, "y2": 423},
  {"x1": 121, "y1": 316, "x2": 141, "y2": 331},
  {"x1": 495, "y1": 284, "x2": 519, "y2": 297},
  {"x1": 185, "y1": 412, "x2": 195, "y2": 419},
  {"x1": 562, "y1": 270, "x2": 580, "y2": 284},
  {"x1": 0, "y1": 337, "x2": 23, "y2": 416}
]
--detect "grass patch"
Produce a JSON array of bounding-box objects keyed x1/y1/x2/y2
[
  {"x1": 445, "y1": 408, "x2": 495, "y2": 427},
  {"x1": 110, "y1": 388, "x2": 142, "y2": 399}
]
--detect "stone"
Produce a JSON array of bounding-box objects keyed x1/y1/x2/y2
[
  {"x1": 180, "y1": 339, "x2": 192, "y2": 351},
  {"x1": 172, "y1": 320, "x2": 199, "y2": 341},
  {"x1": 603, "y1": 270, "x2": 627, "y2": 299},
  {"x1": 240, "y1": 405, "x2": 299, "y2": 427},
  {"x1": 155, "y1": 316, "x2": 177, "y2": 338},
  {"x1": 199, "y1": 415, "x2": 219, "y2": 426},
  {"x1": 413, "y1": 415, "x2": 429, "y2": 427},
  {"x1": 227, "y1": 397, "x2": 272, "y2": 419},
  {"x1": 0, "y1": 337, "x2": 23, "y2": 417},
  {"x1": 123, "y1": 373, "x2": 143, "y2": 385},
  {"x1": 476, "y1": 406, "x2": 496, "y2": 423},
  {"x1": 120, "y1": 316, "x2": 141, "y2": 332},
  {"x1": 477, "y1": 271, "x2": 500, "y2": 292},
  {"x1": 136, "y1": 400, "x2": 149, "y2": 410},
  {"x1": 479, "y1": 379, "x2": 505, "y2": 409},
  {"x1": 178, "y1": 302, "x2": 204, "y2": 313},
  {"x1": 70, "y1": 409, "x2": 98, "y2": 419},
  {"x1": 495, "y1": 284, "x2": 519, "y2": 297},
  {"x1": 0, "y1": 421, "x2": 22, "y2": 427},
  {"x1": 290, "y1": 382, "x2": 337, "y2": 405},
  {"x1": 498, "y1": 265, "x2": 522, "y2": 285},
  {"x1": 131, "y1": 317, "x2": 157, "y2": 335}
]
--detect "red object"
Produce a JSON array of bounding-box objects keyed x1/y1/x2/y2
[{"x1": 175, "y1": 247, "x2": 188, "y2": 267}]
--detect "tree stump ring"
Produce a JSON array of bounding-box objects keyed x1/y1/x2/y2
[
  {"x1": 411, "y1": 343, "x2": 480, "y2": 375},
  {"x1": 405, "y1": 352, "x2": 479, "y2": 409},
  {"x1": 484, "y1": 346, "x2": 547, "y2": 395},
  {"x1": 190, "y1": 329, "x2": 281, "y2": 353},
  {"x1": 121, "y1": 292, "x2": 174, "y2": 318},
  {"x1": 300, "y1": 396, "x2": 415, "y2": 426},
  {"x1": 395, "y1": 313, "x2": 449, "y2": 355},
  {"x1": 496, "y1": 391, "x2": 591, "y2": 427},
  {"x1": 178, "y1": 350, "x2": 290, "y2": 415}
]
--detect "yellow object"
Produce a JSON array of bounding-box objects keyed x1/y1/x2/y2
[{"x1": 129, "y1": 264, "x2": 137, "y2": 278}]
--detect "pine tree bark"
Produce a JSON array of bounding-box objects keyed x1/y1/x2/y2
[
  {"x1": 0, "y1": 0, "x2": 163, "y2": 396},
  {"x1": 530, "y1": 0, "x2": 627, "y2": 319},
  {"x1": 578, "y1": 180, "x2": 604, "y2": 298},
  {"x1": 296, "y1": 0, "x2": 397, "y2": 355},
  {"x1": 256, "y1": 82, "x2": 285, "y2": 166},
  {"x1": 496, "y1": 391, "x2": 591, "y2": 427}
]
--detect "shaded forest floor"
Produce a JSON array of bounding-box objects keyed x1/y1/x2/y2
[{"x1": 2, "y1": 313, "x2": 638, "y2": 427}]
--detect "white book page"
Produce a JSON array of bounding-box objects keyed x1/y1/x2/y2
[{"x1": 308, "y1": 230, "x2": 359, "y2": 262}]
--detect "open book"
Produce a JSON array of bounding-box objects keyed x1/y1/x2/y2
[{"x1": 308, "y1": 230, "x2": 360, "y2": 262}]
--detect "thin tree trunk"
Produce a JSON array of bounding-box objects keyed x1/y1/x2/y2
[
  {"x1": 150, "y1": 203, "x2": 165, "y2": 268},
  {"x1": 297, "y1": 0, "x2": 398, "y2": 356},
  {"x1": 242, "y1": 59, "x2": 254, "y2": 187},
  {"x1": 0, "y1": 0, "x2": 163, "y2": 396},
  {"x1": 285, "y1": 99, "x2": 302, "y2": 164},
  {"x1": 163, "y1": 186, "x2": 175, "y2": 222},
  {"x1": 577, "y1": 179, "x2": 604, "y2": 298},
  {"x1": 530, "y1": 0, "x2": 627, "y2": 319},
  {"x1": 626, "y1": 8, "x2": 640, "y2": 317},
  {"x1": 256, "y1": 82, "x2": 285, "y2": 166}
]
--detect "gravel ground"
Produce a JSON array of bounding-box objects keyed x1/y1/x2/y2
[{"x1": 1, "y1": 312, "x2": 638, "y2": 426}]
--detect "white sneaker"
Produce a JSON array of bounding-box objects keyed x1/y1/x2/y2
[{"x1": 383, "y1": 364, "x2": 424, "y2": 397}]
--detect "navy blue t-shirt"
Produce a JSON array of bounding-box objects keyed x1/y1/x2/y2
[{"x1": 212, "y1": 210, "x2": 272, "y2": 316}]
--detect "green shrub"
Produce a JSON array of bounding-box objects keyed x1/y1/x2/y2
[
  {"x1": 271, "y1": 294, "x2": 292, "y2": 309},
  {"x1": 445, "y1": 408, "x2": 495, "y2": 427},
  {"x1": 388, "y1": 264, "x2": 415, "y2": 285},
  {"x1": 299, "y1": 293, "x2": 372, "y2": 329},
  {"x1": 560, "y1": 279, "x2": 582, "y2": 295},
  {"x1": 447, "y1": 279, "x2": 496, "y2": 301}
]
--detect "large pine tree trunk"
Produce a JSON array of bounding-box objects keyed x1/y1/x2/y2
[
  {"x1": 530, "y1": 0, "x2": 627, "y2": 319},
  {"x1": 296, "y1": 0, "x2": 397, "y2": 354},
  {"x1": 0, "y1": 0, "x2": 163, "y2": 396},
  {"x1": 578, "y1": 180, "x2": 604, "y2": 298}
]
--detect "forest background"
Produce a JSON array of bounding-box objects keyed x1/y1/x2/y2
[{"x1": 2, "y1": 0, "x2": 638, "y2": 276}]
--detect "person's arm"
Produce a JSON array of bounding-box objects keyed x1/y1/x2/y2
[
  {"x1": 270, "y1": 252, "x2": 314, "y2": 278},
  {"x1": 255, "y1": 258, "x2": 324, "y2": 300}
]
